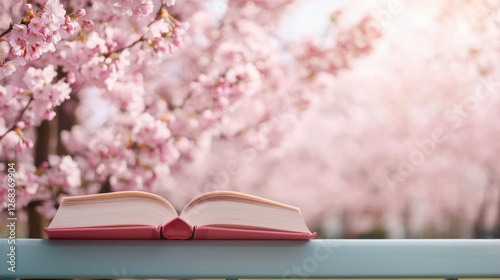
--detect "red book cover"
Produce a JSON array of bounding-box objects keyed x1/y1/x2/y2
[
  {"x1": 44, "y1": 225, "x2": 161, "y2": 239},
  {"x1": 44, "y1": 223, "x2": 316, "y2": 240},
  {"x1": 193, "y1": 226, "x2": 317, "y2": 240}
]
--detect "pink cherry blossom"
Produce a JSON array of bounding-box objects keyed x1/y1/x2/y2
[
  {"x1": 1, "y1": 0, "x2": 497, "y2": 239},
  {"x1": 0, "y1": 0, "x2": 85, "y2": 78}
]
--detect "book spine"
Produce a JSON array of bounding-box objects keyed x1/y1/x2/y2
[{"x1": 161, "y1": 217, "x2": 194, "y2": 239}]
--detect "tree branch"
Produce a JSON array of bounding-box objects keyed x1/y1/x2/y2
[
  {"x1": 0, "y1": 23, "x2": 13, "y2": 38},
  {"x1": 103, "y1": 4, "x2": 170, "y2": 56},
  {"x1": 0, "y1": 97, "x2": 34, "y2": 141}
]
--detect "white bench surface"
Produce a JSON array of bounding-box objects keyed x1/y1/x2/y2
[{"x1": 1, "y1": 239, "x2": 500, "y2": 279}]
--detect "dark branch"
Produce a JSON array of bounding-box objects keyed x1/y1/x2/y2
[
  {"x1": 103, "y1": 4, "x2": 168, "y2": 57},
  {"x1": 0, "y1": 97, "x2": 34, "y2": 141},
  {"x1": 0, "y1": 23, "x2": 13, "y2": 38}
]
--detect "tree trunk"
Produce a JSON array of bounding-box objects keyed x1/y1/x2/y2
[
  {"x1": 402, "y1": 203, "x2": 412, "y2": 238},
  {"x1": 26, "y1": 201, "x2": 43, "y2": 238},
  {"x1": 493, "y1": 189, "x2": 500, "y2": 238},
  {"x1": 99, "y1": 178, "x2": 111, "y2": 193},
  {"x1": 472, "y1": 184, "x2": 490, "y2": 238},
  {"x1": 34, "y1": 120, "x2": 50, "y2": 168},
  {"x1": 56, "y1": 101, "x2": 76, "y2": 155},
  {"x1": 29, "y1": 120, "x2": 50, "y2": 238}
]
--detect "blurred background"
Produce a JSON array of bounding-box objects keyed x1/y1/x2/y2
[{"x1": 163, "y1": 0, "x2": 500, "y2": 239}]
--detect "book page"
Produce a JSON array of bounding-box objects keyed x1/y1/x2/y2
[
  {"x1": 48, "y1": 191, "x2": 178, "y2": 228},
  {"x1": 180, "y1": 191, "x2": 311, "y2": 233},
  {"x1": 182, "y1": 191, "x2": 299, "y2": 212}
]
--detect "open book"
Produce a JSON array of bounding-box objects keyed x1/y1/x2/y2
[{"x1": 44, "y1": 191, "x2": 316, "y2": 240}]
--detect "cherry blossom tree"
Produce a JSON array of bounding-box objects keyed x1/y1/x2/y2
[{"x1": 0, "y1": 0, "x2": 379, "y2": 237}]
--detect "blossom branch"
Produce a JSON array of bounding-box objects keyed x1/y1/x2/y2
[
  {"x1": 0, "y1": 23, "x2": 13, "y2": 38},
  {"x1": 105, "y1": 5, "x2": 165, "y2": 56},
  {"x1": 105, "y1": 4, "x2": 185, "y2": 56},
  {"x1": 110, "y1": 37, "x2": 145, "y2": 55},
  {"x1": 0, "y1": 97, "x2": 33, "y2": 141}
]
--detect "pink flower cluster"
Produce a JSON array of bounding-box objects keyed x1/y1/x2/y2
[
  {"x1": 0, "y1": 163, "x2": 37, "y2": 210},
  {"x1": 294, "y1": 14, "x2": 382, "y2": 77},
  {"x1": 61, "y1": 112, "x2": 180, "y2": 192},
  {"x1": 105, "y1": 0, "x2": 155, "y2": 16},
  {"x1": 0, "y1": 0, "x2": 86, "y2": 79},
  {"x1": 144, "y1": 13, "x2": 189, "y2": 57},
  {"x1": 0, "y1": 155, "x2": 80, "y2": 216},
  {"x1": 0, "y1": 65, "x2": 72, "y2": 152},
  {"x1": 23, "y1": 65, "x2": 72, "y2": 121},
  {"x1": 104, "y1": 0, "x2": 176, "y2": 16},
  {"x1": 36, "y1": 155, "x2": 81, "y2": 192}
]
